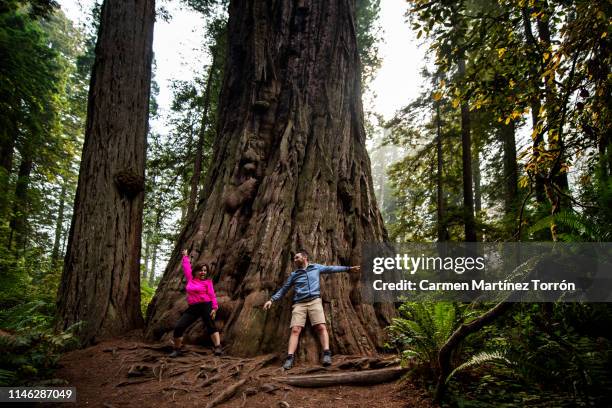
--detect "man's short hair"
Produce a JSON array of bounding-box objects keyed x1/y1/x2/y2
[{"x1": 296, "y1": 249, "x2": 309, "y2": 259}]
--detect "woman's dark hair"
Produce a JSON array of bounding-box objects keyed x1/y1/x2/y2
[
  {"x1": 194, "y1": 262, "x2": 211, "y2": 275},
  {"x1": 296, "y1": 249, "x2": 309, "y2": 259}
]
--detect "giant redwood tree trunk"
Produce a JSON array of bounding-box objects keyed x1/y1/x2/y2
[
  {"x1": 146, "y1": 0, "x2": 394, "y2": 361},
  {"x1": 56, "y1": 0, "x2": 155, "y2": 344}
]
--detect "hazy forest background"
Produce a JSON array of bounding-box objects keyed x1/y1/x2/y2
[{"x1": 1, "y1": 0, "x2": 611, "y2": 406}]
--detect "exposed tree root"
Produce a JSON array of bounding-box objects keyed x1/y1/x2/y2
[{"x1": 205, "y1": 378, "x2": 247, "y2": 408}]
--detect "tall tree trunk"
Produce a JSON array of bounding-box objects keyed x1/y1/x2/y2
[
  {"x1": 376, "y1": 145, "x2": 386, "y2": 212},
  {"x1": 472, "y1": 145, "x2": 483, "y2": 241},
  {"x1": 142, "y1": 233, "x2": 151, "y2": 281},
  {"x1": 0, "y1": 123, "x2": 15, "y2": 219},
  {"x1": 51, "y1": 178, "x2": 68, "y2": 266},
  {"x1": 435, "y1": 101, "x2": 448, "y2": 242},
  {"x1": 536, "y1": 8, "x2": 570, "y2": 206},
  {"x1": 520, "y1": 7, "x2": 546, "y2": 204},
  {"x1": 145, "y1": 0, "x2": 394, "y2": 361},
  {"x1": 186, "y1": 52, "x2": 218, "y2": 221},
  {"x1": 501, "y1": 121, "x2": 518, "y2": 216},
  {"x1": 472, "y1": 150, "x2": 481, "y2": 214},
  {"x1": 148, "y1": 240, "x2": 158, "y2": 287},
  {"x1": 56, "y1": 0, "x2": 155, "y2": 344},
  {"x1": 8, "y1": 155, "x2": 33, "y2": 253},
  {"x1": 458, "y1": 57, "x2": 477, "y2": 242},
  {"x1": 148, "y1": 210, "x2": 161, "y2": 287}
]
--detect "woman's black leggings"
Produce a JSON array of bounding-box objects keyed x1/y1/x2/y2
[{"x1": 174, "y1": 302, "x2": 218, "y2": 338}]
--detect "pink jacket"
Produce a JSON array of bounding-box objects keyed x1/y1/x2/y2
[{"x1": 182, "y1": 255, "x2": 218, "y2": 309}]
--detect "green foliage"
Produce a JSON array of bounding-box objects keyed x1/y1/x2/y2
[
  {"x1": 0, "y1": 5, "x2": 86, "y2": 261},
  {"x1": 142, "y1": 10, "x2": 228, "y2": 285},
  {"x1": 389, "y1": 299, "x2": 612, "y2": 406},
  {"x1": 528, "y1": 210, "x2": 612, "y2": 242},
  {"x1": 0, "y1": 300, "x2": 81, "y2": 386},
  {"x1": 388, "y1": 302, "x2": 460, "y2": 377},
  {"x1": 355, "y1": 0, "x2": 382, "y2": 88},
  {"x1": 386, "y1": 74, "x2": 469, "y2": 241},
  {"x1": 446, "y1": 350, "x2": 511, "y2": 384},
  {"x1": 389, "y1": 0, "x2": 612, "y2": 242},
  {"x1": 140, "y1": 279, "x2": 156, "y2": 318}
]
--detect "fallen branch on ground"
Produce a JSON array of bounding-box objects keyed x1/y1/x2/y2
[{"x1": 272, "y1": 366, "x2": 407, "y2": 387}]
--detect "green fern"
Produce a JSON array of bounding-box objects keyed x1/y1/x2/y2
[
  {"x1": 528, "y1": 210, "x2": 611, "y2": 241},
  {"x1": 388, "y1": 301, "x2": 460, "y2": 371},
  {"x1": 446, "y1": 350, "x2": 511, "y2": 383},
  {"x1": 0, "y1": 369, "x2": 16, "y2": 386}
]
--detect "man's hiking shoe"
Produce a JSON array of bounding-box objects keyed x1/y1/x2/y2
[
  {"x1": 169, "y1": 349, "x2": 183, "y2": 358},
  {"x1": 283, "y1": 355, "x2": 295, "y2": 370},
  {"x1": 214, "y1": 346, "x2": 224, "y2": 356},
  {"x1": 322, "y1": 351, "x2": 332, "y2": 367}
]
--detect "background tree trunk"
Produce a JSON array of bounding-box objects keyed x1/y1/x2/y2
[
  {"x1": 148, "y1": 210, "x2": 161, "y2": 287},
  {"x1": 0, "y1": 123, "x2": 15, "y2": 219},
  {"x1": 51, "y1": 178, "x2": 68, "y2": 266},
  {"x1": 56, "y1": 0, "x2": 155, "y2": 344},
  {"x1": 521, "y1": 6, "x2": 546, "y2": 205},
  {"x1": 146, "y1": 0, "x2": 394, "y2": 361},
  {"x1": 458, "y1": 57, "x2": 477, "y2": 242},
  {"x1": 8, "y1": 154, "x2": 32, "y2": 253},
  {"x1": 186, "y1": 53, "x2": 217, "y2": 222},
  {"x1": 435, "y1": 101, "x2": 448, "y2": 242},
  {"x1": 501, "y1": 121, "x2": 518, "y2": 216}
]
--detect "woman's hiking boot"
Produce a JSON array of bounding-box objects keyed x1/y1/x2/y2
[{"x1": 214, "y1": 346, "x2": 224, "y2": 356}]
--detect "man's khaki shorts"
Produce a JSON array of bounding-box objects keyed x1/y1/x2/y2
[{"x1": 290, "y1": 297, "x2": 326, "y2": 328}]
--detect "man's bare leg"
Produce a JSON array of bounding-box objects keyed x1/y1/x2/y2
[
  {"x1": 314, "y1": 323, "x2": 329, "y2": 350},
  {"x1": 284, "y1": 326, "x2": 302, "y2": 369},
  {"x1": 314, "y1": 324, "x2": 332, "y2": 366},
  {"x1": 288, "y1": 325, "x2": 303, "y2": 354}
]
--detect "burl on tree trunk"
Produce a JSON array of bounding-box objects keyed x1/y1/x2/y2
[
  {"x1": 145, "y1": 0, "x2": 394, "y2": 361},
  {"x1": 56, "y1": 0, "x2": 155, "y2": 344}
]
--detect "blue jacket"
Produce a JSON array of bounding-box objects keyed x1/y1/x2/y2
[{"x1": 270, "y1": 263, "x2": 350, "y2": 304}]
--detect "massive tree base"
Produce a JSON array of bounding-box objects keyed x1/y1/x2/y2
[{"x1": 145, "y1": 0, "x2": 395, "y2": 359}]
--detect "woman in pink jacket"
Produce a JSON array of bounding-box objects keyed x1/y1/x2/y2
[{"x1": 170, "y1": 249, "x2": 222, "y2": 357}]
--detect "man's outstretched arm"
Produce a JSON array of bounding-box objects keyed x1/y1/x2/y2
[
  {"x1": 318, "y1": 264, "x2": 360, "y2": 274},
  {"x1": 264, "y1": 273, "x2": 295, "y2": 309}
]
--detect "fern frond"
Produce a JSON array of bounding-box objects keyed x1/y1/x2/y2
[
  {"x1": 446, "y1": 350, "x2": 511, "y2": 384},
  {"x1": 0, "y1": 369, "x2": 16, "y2": 386}
]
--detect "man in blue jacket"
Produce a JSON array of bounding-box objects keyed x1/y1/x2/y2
[{"x1": 263, "y1": 250, "x2": 360, "y2": 369}]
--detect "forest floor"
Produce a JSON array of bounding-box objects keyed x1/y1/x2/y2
[{"x1": 44, "y1": 331, "x2": 435, "y2": 408}]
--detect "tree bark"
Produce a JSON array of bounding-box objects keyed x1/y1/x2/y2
[
  {"x1": 8, "y1": 154, "x2": 33, "y2": 253},
  {"x1": 458, "y1": 57, "x2": 477, "y2": 242},
  {"x1": 142, "y1": 233, "x2": 151, "y2": 281},
  {"x1": 0, "y1": 123, "x2": 15, "y2": 220},
  {"x1": 51, "y1": 178, "x2": 68, "y2": 266},
  {"x1": 501, "y1": 121, "x2": 518, "y2": 217},
  {"x1": 148, "y1": 210, "x2": 161, "y2": 287},
  {"x1": 273, "y1": 366, "x2": 407, "y2": 387},
  {"x1": 148, "y1": 240, "x2": 158, "y2": 287},
  {"x1": 520, "y1": 7, "x2": 546, "y2": 204},
  {"x1": 472, "y1": 149, "x2": 481, "y2": 215},
  {"x1": 56, "y1": 0, "x2": 155, "y2": 344},
  {"x1": 145, "y1": 0, "x2": 394, "y2": 361},
  {"x1": 536, "y1": 8, "x2": 570, "y2": 205},
  {"x1": 435, "y1": 101, "x2": 448, "y2": 242}
]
